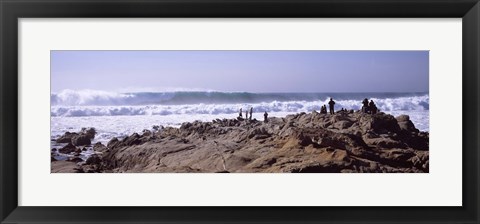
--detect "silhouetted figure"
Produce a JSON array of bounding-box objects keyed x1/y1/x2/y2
[
  {"x1": 328, "y1": 98, "x2": 335, "y2": 115},
  {"x1": 321, "y1": 105, "x2": 328, "y2": 114},
  {"x1": 264, "y1": 111, "x2": 269, "y2": 123},
  {"x1": 369, "y1": 100, "x2": 378, "y2": 114},
  {"x1": 249, "y1": 107, "x2": 253, "y2": 120},
  {"x1": 362, "y1": 98, "x2": 369, "y2": 113},
  {"x1": 239, "y1": 108, "x2": 243, "y2": 118},
  {"x1": 245, "y1": 110, "x2": 249, "y2": 120}
]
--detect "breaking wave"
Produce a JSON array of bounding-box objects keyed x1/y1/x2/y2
[
  {"x1": 51, "y1": 91, "x2": 429, "y2": 117},
  {"x1": 52, "y1": 89, "x2": 428, "y2": 105}
]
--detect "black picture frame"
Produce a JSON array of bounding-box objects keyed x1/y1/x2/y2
[{"x1": 1, "y1": 0, "x2": 479, "y2": 223}]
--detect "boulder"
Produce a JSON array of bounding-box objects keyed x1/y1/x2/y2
[
  {"x1": 396, "y1": 115, "x2": 410, "y2": 122},
  {"x1": 396, "y1": 115, "x2": 419, "y2": 133},
  {"x1": 81, "y1": 127, "x2": 96, "y2": 139},
  {"x1": 58, "y1": 142, "x2": 77, "y2": 154},
  {"x1": 359, "y1": 113, "x2": 401, "y2": 134},
  {"x1": 55, "y1": 132, "x2": 77, "y2": 144},
  {"x1": 72, "y1": 135, "x2": 91, "y2": 146},
  {"x1": 57, "y1": 128, "x2": 95, "y2": 146}
]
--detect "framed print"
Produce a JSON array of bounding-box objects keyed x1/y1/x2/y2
[{"x1": 1, "y1": 0, "x2": 479, "y2": 223}]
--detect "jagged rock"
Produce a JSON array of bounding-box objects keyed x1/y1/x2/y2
[
  {"x1": 123, "y1": 133, "x2": 142, "y2": 146},
  {"x1": 93, "y1": 142, "x2": 108, "y2": 152},
  {"x1": 107, "y1": 137, "x2": 120, "y2": 149},
  {"x1": 142, "y1": 129, "x2": 152, "y2": 137}
]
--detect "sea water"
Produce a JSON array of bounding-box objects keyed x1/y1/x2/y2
[{"x1": 51, "y1": 90, "x2": 429, "y2": 145}]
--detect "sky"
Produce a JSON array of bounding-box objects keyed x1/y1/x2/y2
[{"x1": 51, "y1": 50, "x2": 429, "y2": 93}]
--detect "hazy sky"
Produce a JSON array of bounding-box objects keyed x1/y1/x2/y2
[{"x1": 51, "y1": 50, "x2": 428, "y2": 93}]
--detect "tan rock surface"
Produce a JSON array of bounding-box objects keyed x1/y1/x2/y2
[{"x1": 80, "y1": 111, "x2": 429, "y2": 173}]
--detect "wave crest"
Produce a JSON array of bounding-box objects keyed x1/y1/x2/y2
[
  {"x1": 51, "y1": 95, "x2": 429, "y2": 117},
  {"x1": 51, "y1": 89, "x2": 429, "y2": 107}
]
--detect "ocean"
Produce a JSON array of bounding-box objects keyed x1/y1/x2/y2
[{"x1": 51, "y1": 90, "x2": 429, "y2": 144}]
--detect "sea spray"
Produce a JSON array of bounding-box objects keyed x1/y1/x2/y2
[{"x1": 51, "y1": 93, "x2": 429, "y2": 117}]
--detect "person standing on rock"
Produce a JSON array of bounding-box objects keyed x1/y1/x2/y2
[
  {"x1": 264, "y1": 111, "x2": 269, "y2": 123},
  {"x1": 249, "y1": 107, "x2": 253, "y2": 120},
  {"x1": 328, "y1": 98, "x2": 335, "y2": 115},
  {"x1": 362, "y1": 98, "x2": 369, "y2": 113},
  {"x1": 369, "y1": 100, "x2": 378, "y2": 114},
  {"x1": 239, "y1": 108, "x2": 243, "y2": 118},
  {"x1": 245, "y1": 109, "x2": 249, "y2": 121}
]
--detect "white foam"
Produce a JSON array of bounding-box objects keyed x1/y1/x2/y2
[{"x1": 51, "y1": 95, "x2": 429, "y2": 117}]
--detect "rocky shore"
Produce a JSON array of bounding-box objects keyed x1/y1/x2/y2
[{"x1": 51, "y1": 110, "x2": 429, "y2": 173}]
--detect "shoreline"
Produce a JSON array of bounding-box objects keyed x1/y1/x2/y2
[{"x1": 50, "y1": 109, "x2": 429, "y2": 145}]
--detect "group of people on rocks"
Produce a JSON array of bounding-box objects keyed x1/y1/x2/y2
[
  {"x1": 238, "y1": 97, "x2": 380, "y2": 124},
  {"x1": 320, "y1": 97, "x2": 379, "y2": 115},
  {"x1": 238, "y1": 108, "x2": 253, "y2": 120},
  {"x1": 361, "y1": 98, "x2": 379, "y2": 114},
  {"x1": 319, "y1": 98, "x2": 337, "y2": 115},
  {"x1": 238, "y1": 107, "x2": 270, "y2": 123}
]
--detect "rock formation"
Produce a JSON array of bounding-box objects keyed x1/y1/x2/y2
[
  {"x1": 58, "y1": 111, "x2": 428, "y2": 173},
  {"x1": 55, "y1": 128, "x2": 96, "y2": 146}
]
